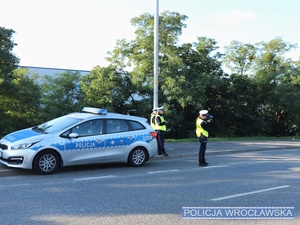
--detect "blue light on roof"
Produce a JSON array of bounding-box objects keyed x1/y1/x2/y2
[{"x1": 82, "y1": 107, "x2": 108, "y2": 115}]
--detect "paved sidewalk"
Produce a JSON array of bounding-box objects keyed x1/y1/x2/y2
[{"x1": 152, "y1": 139, "x2": 300, "y2": 161}]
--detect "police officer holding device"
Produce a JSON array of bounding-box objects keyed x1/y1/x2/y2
[
  {"x1": 196, "y1": 110, "x2": 213, "y2": 166},
  {"x1": 154, "y1": 106, "x2": 169, "y2": 156}
]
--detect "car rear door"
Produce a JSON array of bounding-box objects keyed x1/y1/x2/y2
[{"x1": 103, "y1": 119, "x2": 135, "y2": 161}]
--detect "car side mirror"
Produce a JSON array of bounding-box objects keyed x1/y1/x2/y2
[{"x1": 69, "y1": 133, "x2": 79, "y2": 138}]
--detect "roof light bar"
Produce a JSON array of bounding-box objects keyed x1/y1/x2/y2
[{"x1": 82, "y1": 107, "x2": 108, "y2": 115}]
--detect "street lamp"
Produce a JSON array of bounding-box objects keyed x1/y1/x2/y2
[{"x1": 153, "y1": 0, "x2": 159, "y2": 109}]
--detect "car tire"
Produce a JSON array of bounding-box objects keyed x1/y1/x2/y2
[
  {"x1": 128, "y1": 147, "x2": 147, "y2": 167},
  {"x1": 33, "y1": 150, "x2": 60, "y2": 175}
]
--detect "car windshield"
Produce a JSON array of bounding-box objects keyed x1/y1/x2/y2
[{"x1": 33, "y1": 115, "x2": 83, "y2": 134}]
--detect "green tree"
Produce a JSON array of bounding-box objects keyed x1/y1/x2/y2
[
  {"x1": 0, "y1": 27, "x2": 19, "y2": 80},
  {"x1": 223, "y1": 40, "x2": 256, "y2": 76},
  {"x1": 221, "y1": 37, "x2": 300, "y2": 137},
  {"x1": 253, "y1": 38, "x2": 299, "y2": 136},
  {"x1": 106, "y1": 11, "x2": 188, "y2": 100},
  {"x1": 80, "y1": 66, "x2": 134, "y2": 113},
  {"x1": 161, "y1": 37, "x2": 224, "y2": 138},
  {"x1": 106, "y1": 12, "x2": 227, "y2": 138},
  {"x1": 0, "y1": 68, "x2": 42, "y2": 136},
  {"x1": 0, "y1": 27, "x2": 32, "y2": 136},
  {"x1": 40, "y1": 71, "x2": 82, "y2": 120}
]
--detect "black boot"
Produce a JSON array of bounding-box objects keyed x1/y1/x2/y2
[{"x1": 199, "y1": 161, "x2": 208, "y2": 166}]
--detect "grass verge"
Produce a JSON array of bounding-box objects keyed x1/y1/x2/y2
[{"x1": 166, "y1": 136, "x2": 299, "y2": 143}]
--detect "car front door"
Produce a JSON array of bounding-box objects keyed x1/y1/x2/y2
[{"x1": 62, "y1": 119, "x2": 106, "y2": 166}]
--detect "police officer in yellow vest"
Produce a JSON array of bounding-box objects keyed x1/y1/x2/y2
[
  {"x1": 155, "y1": 106, "x2": 168, "y2": 156},
  {"x1": 196, "y1": 110, "x2": 212, "y2": 166}
]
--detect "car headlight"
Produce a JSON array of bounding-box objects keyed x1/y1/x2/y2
[{"x1": 11, "y1": 140, "x2": 41, "y2": 150}]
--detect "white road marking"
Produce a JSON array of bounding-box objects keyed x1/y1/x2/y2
[
  {"x1": 0, "y1": 169, "x2": 13, "y2": 172},
  {"x1": 228, "y1": 161, "x2": 251, "y2": 165},
  {"x1": 204, "y1": 165, "x2": 230, "y2": 168},
  {"x1": 74, "y1": 175, "x2": 116, "y2": 181},
  {"x1": 211, "y1": 185, "x2": 290, "y2": 201},
  {"x1": 228, "y1": 161, "x2": 265, "y2": 165},
  {"x1": 246, "y1": 161, "x2": 265, "y2": 164},
  {"x1": 0, "y1": 183, "x2": 30, "y2": 188},
  {"x1": 148, "y1": 169, "x2": 180, "y2": 174}
]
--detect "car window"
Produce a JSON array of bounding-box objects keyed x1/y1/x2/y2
[
  {"x1": 106, "y1": 119, "x2": 129, "y2": 134},
  {"x1": 72, "y1": 120, "x2": 104, "y2": 137},
  {"x1": 128, "y1": 120, "x2": 146, "y2": 130},
  {"x1": 88, "y1": 120, "x2": 104, "y2": 135}
]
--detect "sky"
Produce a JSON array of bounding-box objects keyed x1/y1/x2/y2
[{"x1": 1, "y1": 0, "x2": 300, "y2": 71}]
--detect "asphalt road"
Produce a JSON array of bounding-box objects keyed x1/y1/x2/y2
[
  {"x1": 0, "y1": 141, "x2": 299, "y2": 225},
  {"x1": 1, "y1": 139, "x2": 300, "y2": 175}
]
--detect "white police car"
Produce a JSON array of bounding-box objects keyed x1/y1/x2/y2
[{"x1": 0, "y1": 107, "x2": 157, "y2": 175}]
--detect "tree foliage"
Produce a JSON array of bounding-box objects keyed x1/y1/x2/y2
[
  {"x1": 1, "y1": 14, "x2": 300, "y2": 139},
  {"x1": 40, "y1": 71, "x2": 82, "y2": 120},
  {"x1": 80, "y1": 66, "x2": 135, "y2": 113},
  {"x1": 223, "y1": 40, "x2": 256, "y2": 76},
  {"x1": 0, "y1": 68, "x2": 41, "y2": 136},
  {"x1": 0, "y1": 26, "x2": 19, "y2": 79},
  {"x1": 0, "y1": 27, "x2": 41, "y2": 136}
]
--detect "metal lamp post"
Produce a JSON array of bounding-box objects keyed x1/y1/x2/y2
[{"x1": 153, "y1": 0, "x2": 159, "y2": 109}]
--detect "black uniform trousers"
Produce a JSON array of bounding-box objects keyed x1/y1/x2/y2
[
  {"x1": 156, "y1": 130, "x2": 166, "y2": 154},
  {"x1": 198, "y1": 135, "x2": 208, "y2": 163}
]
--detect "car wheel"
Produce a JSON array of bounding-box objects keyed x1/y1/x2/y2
[
  {"x1": 33, "y1": 150, "x2": 60, "y2": 175},
  {"x1": 128, "y1": 147, "x2": 147, "y2": 167}
]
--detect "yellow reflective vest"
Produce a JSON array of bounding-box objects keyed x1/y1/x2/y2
[
  {"x1": 150, "y1": 113, "x2": 157, "y2": 130},
  {"x1": 156, "y1": 115, "x2": 167, "y2": 131},
  {"x1": 196, "y1": 117, "x2": 208, "y2": 137}
]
